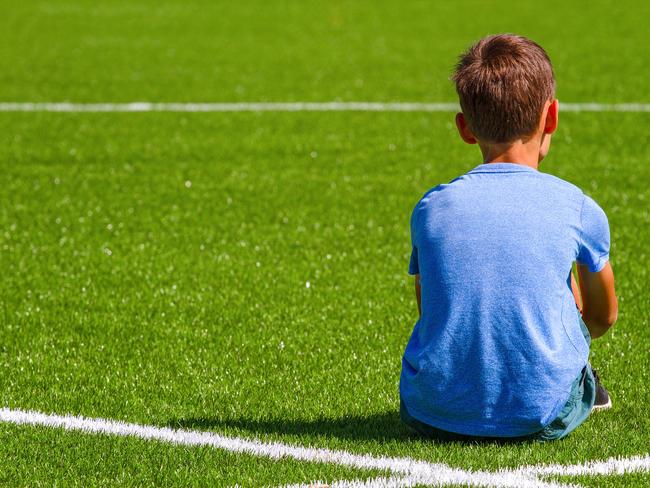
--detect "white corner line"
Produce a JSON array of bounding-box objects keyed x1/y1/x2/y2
[
  {"x1": 1, "y1": 408, "x2": 648, "y2": 488},
  {"x1": 290, "y1": 452, "x2": 650, "y2": 488},
  {"x1": 0, "y1": 102, "x2": 461, "y2": 112},
  {"x1": 1, "y1": 102, "x2": 650, "y2": 113},
  {"x1": 515, "y1": 453, "x2": 650, "y2": 477},
  {"x1": 0, "y1": 407, "x2": 561, "y2": 488}
]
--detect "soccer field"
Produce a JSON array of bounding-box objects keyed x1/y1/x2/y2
[{"x1": 1, "y1": 1, "x2": 649, "y2": 486}]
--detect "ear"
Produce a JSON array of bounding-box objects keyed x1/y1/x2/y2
[
  {"x1": 543, "y1": 99, "x2": 559, "y2": 135},
  {"x1": 455, "y1": 112, "x2": 478, "y2": 144}
]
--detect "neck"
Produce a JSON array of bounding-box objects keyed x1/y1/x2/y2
[{"x1": 479, "y1": 134, "x2": 545, "y2": 170}]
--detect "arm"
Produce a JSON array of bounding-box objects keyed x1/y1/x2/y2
[
  {"x1": 570, "y1": 269, "x2": 582, "y2": 313},
  {"x1": 414, "y1": 274, "x2": 421, "y2": 317},
  {"x1": 577, "y1": 261, "x2": 618, "y2": 339}
]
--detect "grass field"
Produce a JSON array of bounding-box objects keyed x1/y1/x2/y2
[{"x1": 1, "y1": 1, "x2": 649, "y2": 486}]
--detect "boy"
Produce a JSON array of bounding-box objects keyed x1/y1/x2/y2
[{"x1": 400, "y1": 34, "x2": 618, "y2": 441}]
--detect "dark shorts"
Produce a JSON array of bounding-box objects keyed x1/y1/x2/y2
[{"x1": 400, "y1": 317, "x2": 596, "y2": 442}]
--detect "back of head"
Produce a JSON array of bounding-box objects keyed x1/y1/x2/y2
[{"x1": 451, "y1": 34, "x2": 556, "y2": 144}]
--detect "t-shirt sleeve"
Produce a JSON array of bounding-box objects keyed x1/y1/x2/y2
[{"x1": 577, "y1": 195, "x2": 610, "y2": 272}]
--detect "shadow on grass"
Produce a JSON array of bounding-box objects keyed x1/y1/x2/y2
[
  {"x1": 167, "y1": 411, "x2": 416, "y2": 443},
  {"x1": 167, "y1": 412, "x2": 527, "y2": 445}
]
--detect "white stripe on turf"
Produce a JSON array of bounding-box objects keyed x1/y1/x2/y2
[
  {"x1": 289, "y1": 453, "x2": 650, "y2": 488},
  {"x1": 1, "y1": 102, "x2": 650, "y2": 113},
  {"x1": 518, "y1": 454, "x2": 650, "y2": 477},
  {"x1": 0, "y1": 407, "x2": 568, "y2": 488},
  {"x1": 0, "y1": 102, "x2": 460, "y2": 112}
]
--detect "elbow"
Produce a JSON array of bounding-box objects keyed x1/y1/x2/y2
[
  {"x1": 583, "y1": 311, "x2": 617, "y2": 339},
  {"x1": 607, "y1": 309, "x2": 618, "y2": 328},
  {"x1": 583, "y1": 296, "x2": 619, "y2": 338},
  {"x1": 605, "y1": 301, "x2": 619, "y2": 328}
]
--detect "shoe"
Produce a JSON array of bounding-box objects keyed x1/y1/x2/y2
[{"x1": 592, "y1": 369, "x2": 612, "y2": 411}]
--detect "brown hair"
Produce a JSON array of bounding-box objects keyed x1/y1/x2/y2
[{"x1": 451, "y1": 34, "x2": 556, "y2": 143}]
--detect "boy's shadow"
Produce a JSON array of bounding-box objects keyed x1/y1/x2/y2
[
  {"x1": 168, "y1": 411, "x2": 414, "y2": 443},
  {"x1": 167, "y1": 412, "x2": 523, "y2": 445}
]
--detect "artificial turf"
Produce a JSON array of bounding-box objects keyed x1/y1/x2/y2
[{"x1": 1, "y1": 1, "x2": 649, "y2": 486}]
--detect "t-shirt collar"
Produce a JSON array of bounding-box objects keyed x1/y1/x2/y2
[{"x1": 468, "y1": 162, "x2": 538, "y2": 174}]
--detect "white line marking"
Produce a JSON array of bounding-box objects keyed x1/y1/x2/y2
[
  {"x1": 1, "y1": 408, "x2": 648, "y2": 487},
  {"x1": 519, "y1": 454, "x2": 650, "y2": 477},
  {"x1": 0, "y1": 407, "x2": 566, "y2": 488},
  {"x1": 0, "y1": 102, "x2": 460, "y2": 112},
  {"x1": 295, "y1": 453, "x2": 650, "y2": 488},
  {"x1": 1, "y1": 102, "x2": 650, "y2": 113},
  {"x1": 559, "y1": 103, "x2": 650, "y2": 113}
]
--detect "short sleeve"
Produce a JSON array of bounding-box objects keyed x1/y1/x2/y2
[
  {"x1": 409, "y1": 246, "x2": 419, "y2": 275},
  {"x1": 577, "y1": 195, "x2": 610, "y2": 272}
]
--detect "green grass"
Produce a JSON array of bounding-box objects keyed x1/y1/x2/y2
[
  {"x1": 2, "y1": 0, "x2": 650, "y2": 103},
  {"x1": 1, "y1": 1, "x2": 649, "y2": 486}
]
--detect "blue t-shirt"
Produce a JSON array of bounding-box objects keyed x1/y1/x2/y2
[{"x1": 400, "y1": 162, "x2": 610, "y2": 437}]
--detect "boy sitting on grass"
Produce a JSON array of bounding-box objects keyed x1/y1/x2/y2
[{"x1": 400, "y1": 34, "x2": 618, "y2": 441}]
